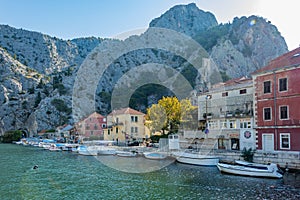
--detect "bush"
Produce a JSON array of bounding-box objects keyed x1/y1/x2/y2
[
  {"x1": 2, "y1": 130, "x2": 22, "y2": 143},
  {"x1": 241, "y1": 147, "x2": 255, "y2": 162}
]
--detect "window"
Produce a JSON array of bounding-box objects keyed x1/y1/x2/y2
[
  {"x1": 116, "y1": 127, "x2": 118, "y2": 133},
  {"x1": 94, "y1": 124, "x2": 98, "y2": 129},
  {"x1": 220, "y1": 120, "x2": 227, "y2": 128},
  {"x1": 263, "y1": 81, "x2": 271, "y2": 93},
  {"x1": 131, "y1": 116, "x2": 138, "y2": 122},
  {"x1": 222, "y1": 92, "x2": 228, "y2": 97},
  {"x1": 131, "y1": 127, "x2": 134, "y2": 133},
  {"x1": 218, "y1": 138, "x2": 225, "y2": 149},
  {"x1": 103, "y1": 118, "x2": 106, "y2": 122},
  {"x1": 280, "y1": 106, "x2": 288, "y2": 119},
  {"x1": 279, "y1": 78, "x2": 287, "y2": 91},
  {"x1": 229, "y1": 120, "x2": 236, "y2": 128},
  {"x1": 208, "y1": 120, "x2": 218, "y2": 129},
  {"x1": 135, "y1": 127, "x2": 138, "y2": 133},
  {"x1": 240, "y1": 119, "x2": 252, "y2": 128},
  {"x1": 240, "y1": 89, "x2": 247, "y2": 94},
  {"x1": 102, "y1": 124, "x2": 106, "y2": 128},
  {"x1": 280, "y1": 133, "x2": 290, "y2": 149},
  {"x1": 263, "y1": 108, "x2": 271, "y2": 120}
]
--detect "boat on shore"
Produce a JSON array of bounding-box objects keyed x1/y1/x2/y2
[
  {"x1": 116, "y1": 150, "x2": 137, "y2": 157},
  {"x1": 172, "y1": 151, "x2": 219, "y2": 166},
  {"x1": 143, "y1": 152, "x2": 168, "y2": 160},
  {"x1": 217, "y1": 160, "x2": 283, "y2": 178}
]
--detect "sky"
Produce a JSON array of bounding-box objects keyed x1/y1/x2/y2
[{"x1": 0, "y1": 0, "x2": 299, "y2": 50}]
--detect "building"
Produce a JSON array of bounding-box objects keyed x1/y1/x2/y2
[
  {"x1": 196, "y1": 76, "x2": 255, "y2": 151},
  {"x1": 252, "y1": 47, "x2": 300, "y2": 152},
  {"x1": 75, "y1": 112, "x2": 107, "y2": 140},
  {"x1": 104, "y1": 107, "x2": 148, "y2": 144}
]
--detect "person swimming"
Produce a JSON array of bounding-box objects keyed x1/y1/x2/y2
[{"x1": 33, "y1": 165, "x2": 38, "y2": 169}]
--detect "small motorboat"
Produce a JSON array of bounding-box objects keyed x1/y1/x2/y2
[
  {"x1": 217, "y1": 160, "x2": 283, "y2": 178},
  {"x1": 143, "y1": 152, "x2": 168, "y2": 160},
  {"x1": 172, "y1": 151, "x2": 219, "y2": 166},
  {"x1": 78, "y1": 145, "x2": 98, "y2": 156},
  {"x1": 48, "y1": 144, "x2": 62, "y2": 152},
  {"x1": 116, "y1": 151, "x2": 137, "y2": 157},
  {"x1": 98, "y1": 147, "x2": 117, "y2": 155}
]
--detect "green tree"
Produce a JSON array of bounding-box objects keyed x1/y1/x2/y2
[
  {"x1": 146, "y1": 104, "x2": 167, "y2": 135},
  {"x1": 34, "y1": 92, "x2": 42, "y2": 108},
  {"x1": 36, "y1": 79, "x2": 44, "y2": 89},
  {"x1": 146, "y1": 97, "x2": 198, "y2": 134},
  {"x1": 180, "y1": 99, "x2": 198, "y2": 130},
  {"x1": 2, "y1": 130, "x2": 22, "y2": 143}
]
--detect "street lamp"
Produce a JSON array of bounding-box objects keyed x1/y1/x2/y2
[{"x1": 205, "y1": 95, "x2": 212, "y2": 134}]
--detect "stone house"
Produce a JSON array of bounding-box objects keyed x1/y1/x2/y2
[
  {"x1": 252, "y1": 47, "x2": 300, "y2": 152},
  {"x1": 103, "y1": 107, "x2": 148, "y2": 144},
  {"x1": 75, "y1": 112, "x2": 107, "y2": 140}
]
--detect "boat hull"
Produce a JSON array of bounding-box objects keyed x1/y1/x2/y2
[
  {"x1": 143, "y1": 152, "x2": 167, "y2": 160},
  {"x1": 217, "y1": 163, "x2": 283, "y2": 178},
  {"x1": 173, "y1": 152, "x2": 219, "y2": 166}
]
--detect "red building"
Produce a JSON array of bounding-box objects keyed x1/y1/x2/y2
[
  {"x1": 75, "y1": 112, "x2": 107, "y2": 140},
  {"x1": 252, "y1": 47, "x2": 300, "y2": 151}
]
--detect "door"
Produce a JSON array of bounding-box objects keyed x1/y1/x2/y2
[{"x1": 262, "y1": 134, "x2": 274, "y2": 152}]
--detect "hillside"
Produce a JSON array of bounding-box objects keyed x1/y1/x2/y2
[{"x1": 0, "y1": 3, "x2": 288, "y2": 135}]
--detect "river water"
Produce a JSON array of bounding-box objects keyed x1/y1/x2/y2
[{"x1": 1, "y1": 144, "x2": 300, "y2": 200}]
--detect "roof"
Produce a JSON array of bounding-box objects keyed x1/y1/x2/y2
[
  {"x1": 108, "y1": 107, "x2": 145, "y2": 116},
  {"x1": 211, "y1": 76, "x2": 252, "y2": 89},
  {"x1": 61, "y1": 125, "x2": 73, "y2": 131},
  {"x1": 252, "y1": 47, "x2": 300, "y2": 75}
]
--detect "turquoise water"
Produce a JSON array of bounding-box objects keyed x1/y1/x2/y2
[{"x1": 1, "y1": 144, "x2": 300, "y2": 200}]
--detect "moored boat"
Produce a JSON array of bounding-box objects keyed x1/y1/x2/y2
[
  {"x1": 217, "y1": 161, "x2": 283, "y2": 178},
  {"x1": 48, "y1": 144, "x2": 62, "y2": 152},
  {"x1": 116, "y1": 150, "x2": 137, "y2": 157},
  {"x1": 143, "y1": 152, "x2": 168, "y2": 160},
  {"x1": 78, "y1": 145, "x2": 98, "y2": 156},
  {"x1": 172, "y1": 152, "x2": 219, "y2": 166},
  {"x1": 98, "y1": 147, "x2": 117, "y2": 155}
]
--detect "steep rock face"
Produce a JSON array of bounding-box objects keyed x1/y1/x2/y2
[
  {"x1": 149, "y1": 3, "x2": 218, "y2": 37},
  {"x1": 0, "y1": 47, "x2": 40, "y2": 135},
  {"x1": 0, "y1": 4, "x2": 290, "y2": 136},
  {"x1": 210, "y1": 16, "x2": 288, "y2": 78},
  {"x1": 0, "y1": 25, "x2": 103, "y2": 74}
]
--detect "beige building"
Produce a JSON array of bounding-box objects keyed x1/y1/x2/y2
[
  {"x1": 183, "y1": 77, "x2": 255, "y2": 151},
  {"x1": 104, "y1": 107, "x2": 149, "y2": 144}
]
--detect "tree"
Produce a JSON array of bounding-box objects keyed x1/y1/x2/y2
[
  {"x1": 158, "y1": 96, "x2": 181, "y2": 133},
  {"x1": 146, "y1": 97, "x2": 197, "y2": 134},
  {"x1": 2, "y1": 130, "x2": 22, "y2": 143},
  {"x1": 34, "y1": 92, "x2": 41, "y2": 108},
  {"x1": 180, "y1": 99, "x2": 198, "y2": 130},
  {"x1": 36, "y1": 79, "x2": 44, "y2": 89},
  {"x1": 146, "y1": 104, "x2": 167, "y2": 134}
]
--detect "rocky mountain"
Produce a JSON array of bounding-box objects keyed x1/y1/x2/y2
[
  {"x1": 0, "y1": 3, "x2": 289, "y2": 136},
  {"x1": 150, "y1": 3, "x2": 218, "y2": 37}
]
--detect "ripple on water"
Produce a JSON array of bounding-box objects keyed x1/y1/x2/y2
[{"x1": 1, "y1": 144, "x2": 300, "y2": 200}]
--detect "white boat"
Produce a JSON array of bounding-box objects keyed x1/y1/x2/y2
[
  {"x1": 116, "y1": 151, "x2": 137, "y2": 157},
  {"x1": 78, "y1": 145, "x2": 98, "y2": 156},
  {"x1": 172, "y1": 152, "x2": 219, "y2": 166},
  {"x1": 143, "y1": 152, "x2": 168, "y2": 160},
  {"x1": 217, "y1": 161, "x2": 283, "y2": 179},
  {"x1": 98, "y1": 147, "x2": 116, "y2": 155},
  {"x1": 48, "y1": 144, "x2": 62, "y2": 152}
]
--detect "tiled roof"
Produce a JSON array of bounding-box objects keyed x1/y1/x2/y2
[
  {"x1": 252, "y1": 47, "x2": 300, "y2": 75},
  {"x1": 213, "y1": 76, "x2": 252, "y2": 88},
  {"x1": 108, "y1": 107, "x2": 145, "y2": 116}
]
